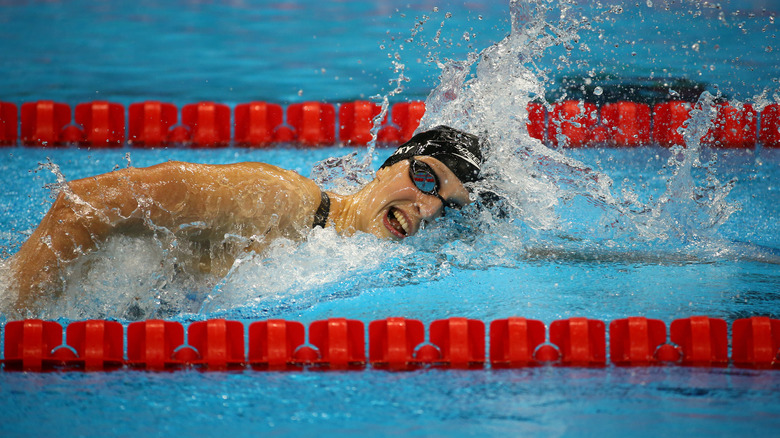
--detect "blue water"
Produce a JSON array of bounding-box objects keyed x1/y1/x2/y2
[
  {"x1": 2, "y1": 0, "x2": 780, "y2": 437},
  {"x1": 2, "y1": 367, "x2": 778, "y2": 437},
  {"x1": 1, "y1": 0, "x2": 778, "y2": 103}
]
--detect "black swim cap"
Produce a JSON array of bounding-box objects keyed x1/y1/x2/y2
[{"x1": 379, "y1": 125, "x2": 483, "y2": 183}]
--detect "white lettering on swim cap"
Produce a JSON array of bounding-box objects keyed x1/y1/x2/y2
[
  {"x1": 391, "y1": 144, "x2": 417, "y2": 157},
  {"x1": 449, "y1": 145, "x2": 481, "y2": 170}
]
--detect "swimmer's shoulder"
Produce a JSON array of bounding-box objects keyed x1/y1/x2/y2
[
  {"x1": 141, "y1": 160, "x2": 312, "y2": 182},
  {"x1": 159, "y1": 160, "x2": 321, "y2": 196},
  {"x1": 223, "y1": 161, "x2": 319, "y2": 188},
  {"x1": 95, "y1": 160, "x2": 320, "y2": 197}
]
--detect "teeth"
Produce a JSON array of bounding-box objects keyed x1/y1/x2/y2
[{"x1": 396, "y1": 211, "x2": 410, "y2": 234}]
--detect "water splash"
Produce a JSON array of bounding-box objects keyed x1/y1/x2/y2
[
  {"x1": 199, "y1": 228, "x2": 424, "y2": 318},
  {"x1": 632, "y1": 92, "x2": 740, "y2": 244},
  {"x1": 415, "y1": 0, "x2": 741, "y2": 255}
]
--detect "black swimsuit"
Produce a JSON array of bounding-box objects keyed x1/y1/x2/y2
[{"x1": 312, "y1": 191, "x2": 330, "y2": 228}]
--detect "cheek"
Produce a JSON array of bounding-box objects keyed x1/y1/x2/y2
[
  {"x1": 369, "y1": 176, "x2": 418, "y2": 210},
  {"x1": 352, "y1": 202, "x2": 390, "y2": 238},
  {"x1": 369, "y1": 188, "x2": 419, "y2": 223}
]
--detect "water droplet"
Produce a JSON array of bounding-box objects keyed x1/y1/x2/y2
[{"x1": 594, "y1": 86, "x2": 603, "y2": 96}]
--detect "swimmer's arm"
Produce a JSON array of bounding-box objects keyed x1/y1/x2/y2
[
  {"x1": 11, "y1": 161, "x2": 320, "y2": 308},
  {"x1": 10, "y1": 183, "x2": 114, "y2": 310}
]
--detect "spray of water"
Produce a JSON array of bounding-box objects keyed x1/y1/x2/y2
[{"x1": 414, "y1": 0, "x2": 743, "y2": 254}]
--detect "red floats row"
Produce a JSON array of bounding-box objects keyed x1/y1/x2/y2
[
  {"x1": 0, "y1": 100, "x2": 426, "y2": 148},
  {"x1": 528, "y1": 100, "x2": 779, "y2": 148},
  {"x1": 2, "y1": 316, "x2": 778, "y2": 372},
  {"x1": 3, "y1": 99, "x2": 778, "y2": 148}
]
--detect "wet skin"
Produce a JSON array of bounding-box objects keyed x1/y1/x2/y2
[{"x1": 7, "y1": 156, "x2": 471, "y2": 312}]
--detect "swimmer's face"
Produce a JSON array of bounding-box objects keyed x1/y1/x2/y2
[{"x1": 356, "y1": 156, "x2": 471, "y2": 240}]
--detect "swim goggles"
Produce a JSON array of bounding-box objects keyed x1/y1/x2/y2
[{"x1": 408, "y1": 159, "x2": 462, "y2": 211}]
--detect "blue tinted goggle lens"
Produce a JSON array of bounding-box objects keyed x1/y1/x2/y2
[{"x1": 410, "y1": 161, "x2": 438, "y2": 195}]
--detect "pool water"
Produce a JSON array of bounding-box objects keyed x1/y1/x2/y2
[
  {"x1": 2, "y1": 366, "x2": 778, "y2": 437},
  {"x1": 2, "y1": 0, "x2": 780, "y2": 436}
]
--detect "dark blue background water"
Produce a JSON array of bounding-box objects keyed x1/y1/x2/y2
[{"x1": 1, "y1": 0, "x2": 778, "y2": 104}]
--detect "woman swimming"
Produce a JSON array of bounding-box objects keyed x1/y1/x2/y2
[{"x1": 8, "y1": 126, "x2": 484, "y2": 311}]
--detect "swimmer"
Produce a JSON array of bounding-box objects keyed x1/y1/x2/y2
[{"x1": 8, "y1": 126, "x2": 484, "y2": 311}]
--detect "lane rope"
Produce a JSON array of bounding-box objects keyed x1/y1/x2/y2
[
  {"x1": 1, "y1": 100, "x2": 778, "y2": 148},
  {"x1": 2, "y1": 316, "x2": 778, "y2": 371}
]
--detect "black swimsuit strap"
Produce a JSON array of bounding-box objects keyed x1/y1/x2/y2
[{"x1": 312, "y1": 191, "x2": 330, "y2": 228}]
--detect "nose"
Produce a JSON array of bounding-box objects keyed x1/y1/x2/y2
[{"x1": 416, "y1": 192, "x2": 444, "y2": 220}]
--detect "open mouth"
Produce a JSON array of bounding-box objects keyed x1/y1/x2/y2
[{"x1": 383, "y1": 206, "x2": 411, "y2": 238}]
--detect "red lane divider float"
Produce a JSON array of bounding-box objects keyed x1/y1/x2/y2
[
  {"x1": 490, "y1": 317, "x2": 546, "y2": 367},
  {"x1": 340, "y1": 100, "x2": 382, "y2": 146},
  {"x1": 128, "y1": 101, "x2": 178, "y2": 147},
  {"x1": 600, "y1": 101, "x2": 652, "y2": 147},
  {"x1": 526, "y1": 102, "x2": 546, "y2": 143},
  {"x1": 0, "y1": 101, "x2": 18, "y2": 146},
  {"x1": 378, "y1": 100, "x2": 427, "y2": 144},
  {"x1": 703, "y1": 102, "x2": 758, "y2": 149},
  {"x1": 549, "y1": 317, "x2": 607, "y2": 366},
  {"x1": 609, "y1": 317, "x2": 670, "y2": 366},
  {"x1": 652, "y1": 101, "x2": 692, "y2": 147},
  {"x1": 547, "y1": 100, "x2": 599, "y2": 147},
  {"x1": 2, "y1": 316, "x2": 778, "y2": 372},
  {"x1": 234, "y1": 101, "x2": 284, "y2": 147},
  {"x1": 287, "y1": 102, "x2": 336, "y2": 146},
  {"x1": 760, "y1": 103, "x2": 780, "y2": 147},
  {"x1": 3, "y1": 319, "x2": 64, "y2": 371},
  {"x1": 75, "y1": 101, "x2": 126, "y2": 147},
  {"x1": 671, "y1": 315, "x2": 729, "y2": 367},
  {"x1": 428, "y1": 317, "x2": 485, "y2": 369},
  {"x1": 20, "y1": 100, "x2": 72, "y2": 147},
  {"x1": 181, "y1": 102, "x2": 232, "y2": 147},
  {"x1": 248, "y1": 319, "x2": 306, "y2": 370},
  {"x1": 1, "y1": 99, "x2": 779, "y2": 148},
  {"x1": 369, "y1": 317, "x2": 426, "y2": 370},
  {"x1": 65, "y1": 320, "x2": 125, "y2": 371},
  {"x1": 126, "y1": 319, "x2": 186, "y2": 370},
  {"x1": 732, "y1": 316, "x2": 780, "y2": 369}
]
